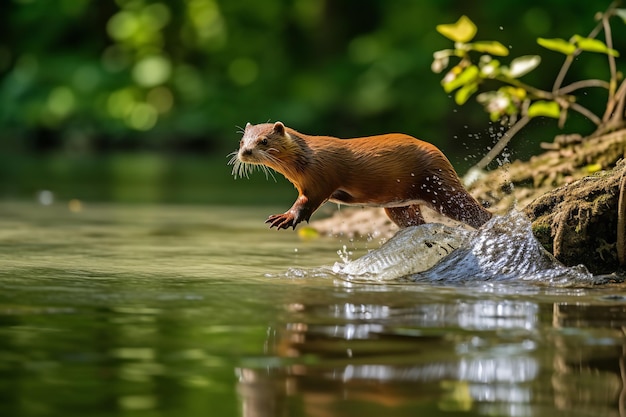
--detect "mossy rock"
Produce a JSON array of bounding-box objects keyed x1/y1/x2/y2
[{"x1": 524, "y1": 159, "x2": 625, "y2": 274}]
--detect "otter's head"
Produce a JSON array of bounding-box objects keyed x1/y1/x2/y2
[{"x1": 228, "y1": 121, "x2": 305, "y2": 180}]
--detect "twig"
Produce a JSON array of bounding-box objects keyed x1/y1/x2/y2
[
  {"x1": 617, "y1": 171, "x2": 626, "y2": 266},
  {"x1": 602, "y1": 8, "x2": 618, "y2": 99},
  {"x1": 614, "y1": 81, "x2": 626, "y2": 121},
  {"x1": 552, "y1": 54, "x2": 576, "y2": 95},
  {"x1": 603, "y1": 78, "x2": 626, "y2": 124},
  {"x1": 569, "y1": 102, "x2": 602, "y2": 126},
  {"x1": 557, "y1": 79, "x2": 610, "y2": 95}
]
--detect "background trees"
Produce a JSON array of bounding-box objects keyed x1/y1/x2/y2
[{"x1": 1, "y1": 1, "x2": 624, "y2": 204}]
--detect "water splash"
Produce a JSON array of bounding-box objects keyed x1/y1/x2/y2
[
  {"x1": 333, "y1": 210, "x2": 598, "y2": 286},
  {"x1": 333, "y1": 223, "x2": 469, "y2": 282}
]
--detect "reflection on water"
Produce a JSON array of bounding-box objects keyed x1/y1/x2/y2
[
  {"x1": 1, "y1": 202, "x2": 626, "y2": 417},
  {"x1": 238, "y1": 295, "x2": 626, "y2": 417}
]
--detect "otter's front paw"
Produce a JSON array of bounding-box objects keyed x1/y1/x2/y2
[{"x1": 266, "y1": 212, "x2": 299, "y2": 230}]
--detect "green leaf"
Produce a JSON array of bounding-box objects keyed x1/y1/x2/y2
[
  {"x1": 615, "y1": 8, "x2": 626, "y2": 24},
  {"x1": 442, "y1": 65, "x2": 479, "y2": 93},
  {"x1": 499, "y1": 86, "x2": 526, "y2": 100},
  {"x1": 479, "y1": 58, "x2": 500, "y2": 78},
  {"x1": 537, "y1": 37, "x2": 576, "y2": 55},
  {"x1": 470, "y1": 41, "x2": 509, "y2": 56},
  {"x1": 527, "y1": 100, "x2": 561, "y2": 119},
  {"x1": 455, "y1": 82, "x2": 478, "y2": 105},
  {"x1": 573, "y1": 35, "x2": 620, "y2": 57},
  {"x1": 436, "y1": 16, "x2": 477, "y2": 43},
  {"x1": 503, "y1": 55, "x2": 541, "y2": 78},
  {"x1": 585, "y1": 163, "x2": 602, "y2": 174},
  {"x1": 489, "y1": 111, "x2": 501, "y2": 122}
]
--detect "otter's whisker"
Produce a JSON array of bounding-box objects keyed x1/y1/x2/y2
[
  {"x1": 255, "y1": 152, "x2": 280, "y2": 182},
  {"x1": 240, "y1": 162, "x2": 250, "y2": 179},
  {"x1": 260, "y1": 163, "x2": 277, "y2": 182},
  {"x1": 227, "y1": 152, "x2": 241, "y2": 178}
]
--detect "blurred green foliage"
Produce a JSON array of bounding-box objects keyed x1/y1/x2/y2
[
  {"x1": 432, "y1": 8, "x2": 625, "y2": 171},
  {"x1": 1, "y1": 0, "x2": 624, "y2": 161}
]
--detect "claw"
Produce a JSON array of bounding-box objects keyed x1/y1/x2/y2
[
  {"x1": 266, "y1": 213, "x2": 294, "y2": 230},
  {"x1": 266, "y1": 212, "x2": 298, "y2": 230}
]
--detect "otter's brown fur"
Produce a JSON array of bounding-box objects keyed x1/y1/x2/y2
[{"x1": 229, "y1": 121, "x2": 492, "y2": 230}]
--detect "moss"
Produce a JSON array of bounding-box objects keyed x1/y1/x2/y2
[
  {"x1": 592, "y1": 193, "x2": 614, "y2": 215},
  {"x1": 531, "y1": 220, "x2": 553, "y2": 253}
]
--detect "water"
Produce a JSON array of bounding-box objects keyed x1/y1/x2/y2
[
  {"x1": 1, "y1": 201, "x2": 626, "y2": 417},
  {"x1": 334, "y1": 210, "x2": 597, "y2": 285}
]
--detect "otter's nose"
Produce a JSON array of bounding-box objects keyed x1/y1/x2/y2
[{"x1": 242, "y1": 149, "x2": 252, "y2": 156}]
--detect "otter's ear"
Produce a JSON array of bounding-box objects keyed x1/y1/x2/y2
[{"x1": 273, "y1": 121, "x2": 285, "y2": 135}]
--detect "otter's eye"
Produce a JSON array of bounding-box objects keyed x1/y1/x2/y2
[{"x1": 261, "y1": 138, "x2": 268, "y2": 146}]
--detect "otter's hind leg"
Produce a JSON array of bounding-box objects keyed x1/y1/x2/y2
[
  {"x1": 385, "y1": 205, "x2": 425, "y2": 228},
  {"x1": 427, "y1": 187, "x2": 491, "y2": 229},
  {"x1": 420, "y1": 170, "x2": 492, "y2": 229}
]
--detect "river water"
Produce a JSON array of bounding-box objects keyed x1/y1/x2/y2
[{"x1": 1, "y1": 201, "x2": 626, "y2": 417}]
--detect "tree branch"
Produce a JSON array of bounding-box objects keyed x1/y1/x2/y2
[
  {"x1": 569, "y1": 102, "x2": 602, "y2": 126},
  {"x1": 618, "y1": 172, "x2": 626, "y2": 266},
  {"x1": 602, "y1": 78, "x2": 626, "y2": 123},
  {"x1": 602, "y1": 10, "x2": 617, "y2": 98},
  {"x1": 557, "y1": 79, "x2": 610, "y2": 95}
]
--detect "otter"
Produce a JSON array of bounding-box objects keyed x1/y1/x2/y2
[{"x1": 229, "y1": 122, "x2": 491, "y2": 230}]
